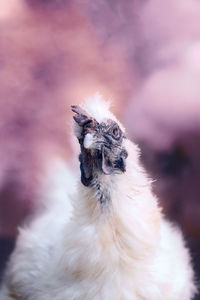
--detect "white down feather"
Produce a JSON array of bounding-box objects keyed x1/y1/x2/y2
[{"x1": 0, "y1": 95, "x2": 197, "y2": 300}]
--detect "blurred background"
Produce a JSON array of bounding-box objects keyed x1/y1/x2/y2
[{"x1": 0, "y1": 0, "x2": 200, "y2": 298}]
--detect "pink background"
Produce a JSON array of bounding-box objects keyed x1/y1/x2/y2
[{"x1": 0, "y1": 1, "x2": 200, "y2": 295}]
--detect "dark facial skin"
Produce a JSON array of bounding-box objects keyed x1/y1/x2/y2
[{"x1": 72, "y1": 105, "x2": 128, "y2": 187}]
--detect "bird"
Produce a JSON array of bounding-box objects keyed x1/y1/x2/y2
[{"x1": 0, "y1": 94, "x2": 197, "y2": 300}]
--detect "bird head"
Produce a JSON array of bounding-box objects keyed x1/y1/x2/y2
[{"x1": 72, "y1": 98, "x2": 128, "y2": 186}]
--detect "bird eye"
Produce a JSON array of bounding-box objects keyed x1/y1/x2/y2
[{"x1": 112, "y1": 126, "x2": 120, "y2": 138}]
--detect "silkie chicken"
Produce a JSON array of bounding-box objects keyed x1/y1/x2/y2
[{"x1": 0, "y1": 95, "x2": 197, "y2": 300}]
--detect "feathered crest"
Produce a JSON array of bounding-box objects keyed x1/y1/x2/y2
[{"x1": 82, "y1": 93, "x2": 114, "y2": 123}]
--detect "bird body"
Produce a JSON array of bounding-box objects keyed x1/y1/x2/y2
[{"x1": 0, "y1": 95, "x2": 196, "y2": 299}]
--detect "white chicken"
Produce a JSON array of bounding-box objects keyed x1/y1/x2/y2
[{"x1": 0, "y1": 94, "x2": 197, "y2": 300}]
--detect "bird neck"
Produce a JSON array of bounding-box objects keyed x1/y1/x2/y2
[
  {"x1": 71, "y1": 166, "x2": 161, "y2": 280},
  {"x1": 68, "y1": 140, "x2": 161, "y2": 285},
  {"x1": 75, "y1": 161, "x2": 161, "y2": 243}
]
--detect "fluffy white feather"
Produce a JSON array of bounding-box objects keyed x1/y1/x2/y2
[
  {"x1": 0, "y1": 95, "x2": 197, "y2": 300},
  {"x1": 84, "y1": 93, "x2": 113, "y2": 123}
]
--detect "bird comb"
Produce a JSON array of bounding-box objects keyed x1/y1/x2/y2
[{"x1": 71, "y1": 105, "x2": 98, "y2": 129}]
